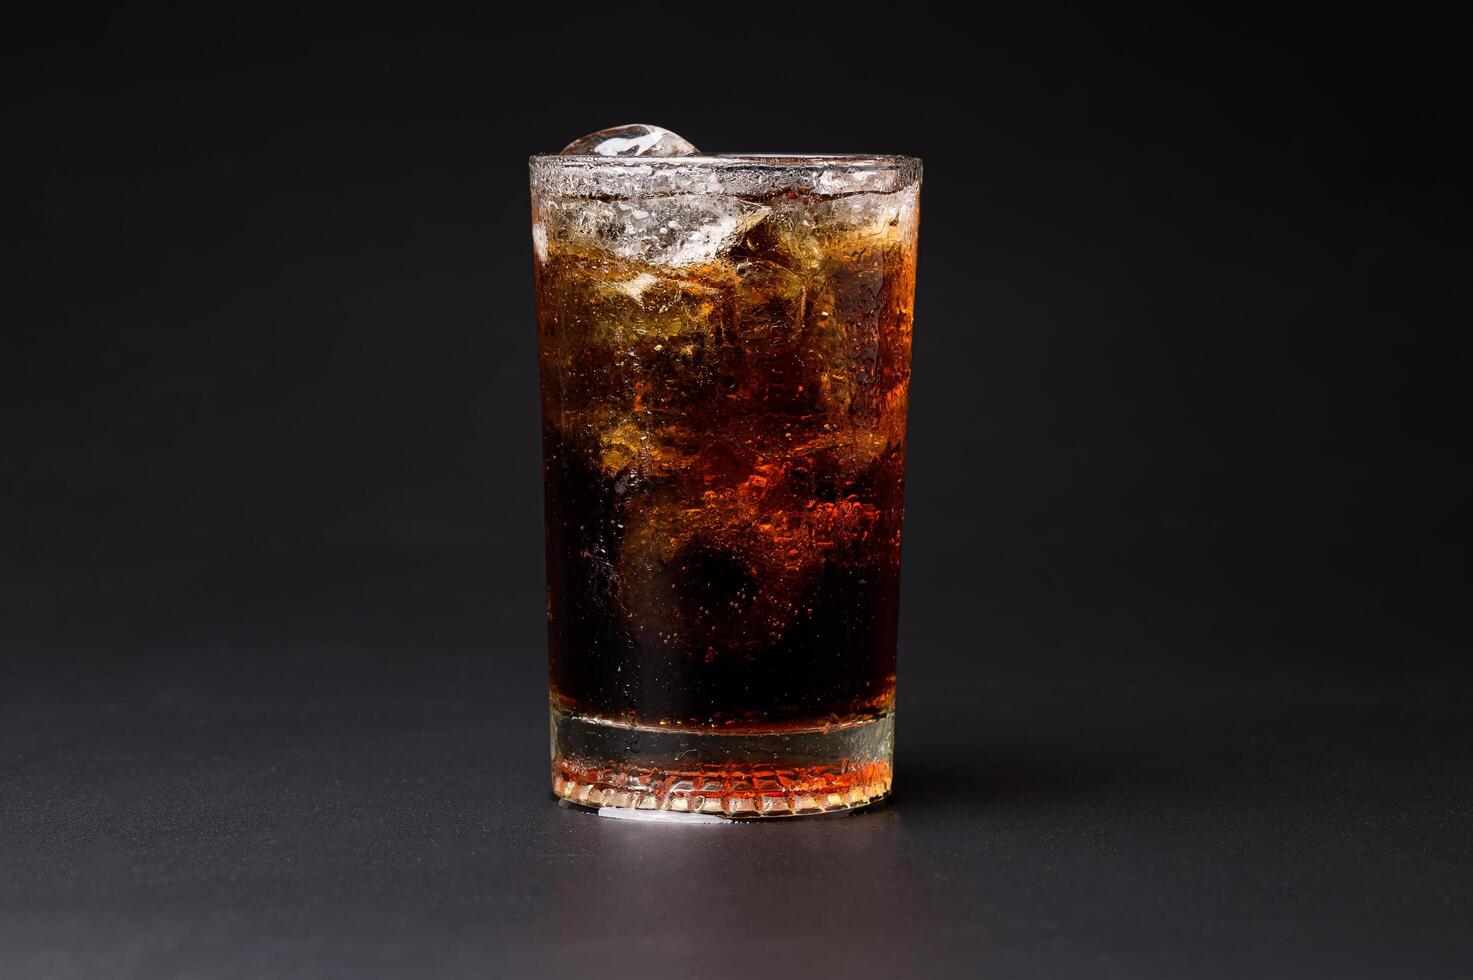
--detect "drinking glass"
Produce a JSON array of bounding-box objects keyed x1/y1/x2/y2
[{"x1": 531, "y1": 151, "x2": 921, "y2": 818}]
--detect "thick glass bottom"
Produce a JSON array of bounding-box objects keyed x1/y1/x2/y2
[{"x1": 550, "y1": 707, "x2": 894, "y2": 819}]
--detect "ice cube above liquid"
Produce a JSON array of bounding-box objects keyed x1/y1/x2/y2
[{"x1": 560, "y1": 123, "x2": 699, "y2": 158}]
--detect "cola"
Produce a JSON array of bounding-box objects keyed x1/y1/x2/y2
[{"x1": 531, "y1": 135, "x2": 920, "y2": 817}]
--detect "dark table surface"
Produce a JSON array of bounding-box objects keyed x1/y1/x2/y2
[{"x1": 3, "y1": 551, "x2": 1469, "y2": 980}]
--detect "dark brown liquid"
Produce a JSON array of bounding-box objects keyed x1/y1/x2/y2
[{"x1": 535, "y1": 188, "x2": 916, "y2": 731}]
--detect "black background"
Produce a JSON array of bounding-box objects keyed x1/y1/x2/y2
[{"x1": 3, "y1": 4, "x2": 1469, "y2": 978}]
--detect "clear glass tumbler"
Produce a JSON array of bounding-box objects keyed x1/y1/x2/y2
[{"x1": 531, "y1": 152, "x2": 921, "y2": 818}]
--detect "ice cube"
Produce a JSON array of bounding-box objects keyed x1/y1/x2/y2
[
  {"x1": 560, "y1": 124, "x2": 700, "y2": 158},
  {"x1": 810, "y1": 188, "x2": 918, "y2": 240},
  {"x1": 537, "y1": 251, "x2": 735, "y2": 418},
  {"x1": 734, "y1": 259, "x2": 805, "y2": 341},
  {"x1": 725, "y1": 259, "x2": 816, "y2": 416},
  {"x1": 545, "y1": 195, "x2": 769, "y2": 268},
  {"x1": 736, "y1": 203, "x2": 824, "y2": 275}
]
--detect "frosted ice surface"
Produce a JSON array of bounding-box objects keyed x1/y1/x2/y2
[
  {"x1": 531, "y1": 221, "x2": 548, "y2": 262},
  {"x1": 560, "y1": 124, "x2": 699, "y2": 158},
  {"x1": 548, "y1": 195, "x2": 768, "y2": 267}
]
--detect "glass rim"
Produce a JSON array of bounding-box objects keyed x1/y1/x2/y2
[
  {"x1": 530, "y1": 153, "x2": 921, "y2": 198},
  {"x1": 530, "y1": 152, "x2": 921, "y2": 169}
]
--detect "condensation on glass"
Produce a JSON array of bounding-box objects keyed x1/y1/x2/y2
[{"x1": 531, "y1": 149, "x2": 921, "y2": 818}]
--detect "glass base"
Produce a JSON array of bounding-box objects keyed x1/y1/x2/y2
[{"x1": 550, "y1": 707, "x2": 894, "y2": 819}]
